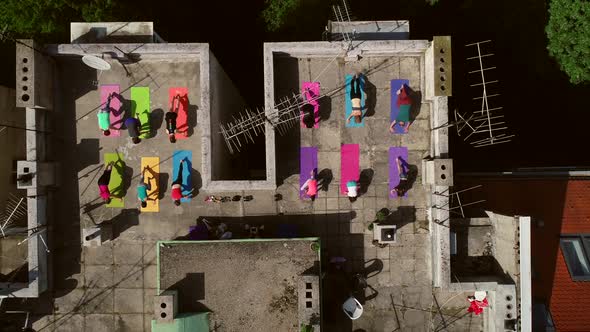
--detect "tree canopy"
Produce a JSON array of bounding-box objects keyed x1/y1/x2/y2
[
  {"x1": 546, "y1": 0, "x2": 590, "y2": 84},
  {"x1": 0, "y1": 0, "x2": 121, "y2": 40},
  {"x1": 261, "y1": 0, "x2": 301, "y2": 32}
]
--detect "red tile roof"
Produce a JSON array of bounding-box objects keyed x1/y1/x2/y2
[{"x1": 457, "y1": 178, "x2": 590, "y2": 331}]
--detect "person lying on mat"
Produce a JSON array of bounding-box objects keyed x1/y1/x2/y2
[
  {"x1": 97, "y1": 93, "x2": 113, "y2": 136},
  {"x1": 166, "y1": 94, "x2": 180, "y2": 143},
  {"x1": 390, "y1": 156, "x2": 410, "y2": 197},
  {"x1": 346, "y1": 180, "x2": 358, "y2": 202},
  {"x1": 300, "y1": 169, "x2": 320, "y2": 201},
  {"x1": 125, "y1": 115, "x2": 141, "y2": 144},
  {"x1": 171, "y1": 159, "x2": 192, "y2": 206},
  {"x1": 137, "y1": 167, "x2": 152, "y2": 208},
  {"x1": 389, "y1": 84, "x2": 412, "y2": 133},
  {"x1": 346, "y1": 74, "x2": 364, "y2": 124},
  {"x1": 97, "y1": 162, "x2": 114, "y2": 203}
]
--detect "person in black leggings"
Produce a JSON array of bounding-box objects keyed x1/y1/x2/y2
[
  {"x1": 346, "y1": 74, "x2": 363, "y2": 124},
  {"x1": 166, "y1": 94, "x2": 179, "y2": 143}
]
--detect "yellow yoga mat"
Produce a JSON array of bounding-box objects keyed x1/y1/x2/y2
[{"x1": 141, "y1": 157, "x2": 160, "y2": 212}]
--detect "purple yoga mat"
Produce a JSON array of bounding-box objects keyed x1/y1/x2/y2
[
  {"x1": 390, "y1": 79, "x2": 410, "y2": 134},
  {"x1": 389, "y1": 147, "x2": 409, "y2": 198},
  {"x1": 300, "y1": 147, "x2": 318, "y2": 199},
  {"x1": 341, "y1": 144, "x2": 360, "y2": 195}
]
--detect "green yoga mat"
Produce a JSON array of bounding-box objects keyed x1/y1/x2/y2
[
  {"x1": 105, "y1": 153, "x2": 125, "y2": 208},
  {"x1": 131, "y1": 87, "x2": 151, "y2": 139}
]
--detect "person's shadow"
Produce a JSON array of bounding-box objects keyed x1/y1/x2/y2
[
  {"x1": 405, "y1": 85, "x2": 422, "y2": 124},
  {"x1": 317, "y1": 168, "x2": 333, "y2": 192},
  {"x1": 110, "y1": 92, "x2": 129, "y2": 130},
  {"x1": 359, "y1": 169, "x2": 374, "y2": 196},
  {"x1": 143, "y1": 166, "x2": 160, "y2": 202},
  {"x1": 150, "y1": 108, "x2": 165, "y2": 138},
  {"x1": 363, "y1": 78, "x2": 377, "y2": 118}
]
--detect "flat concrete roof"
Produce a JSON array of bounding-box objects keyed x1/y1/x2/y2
[
  {"x1": 157, "y1": 239, "x2": 320, "y2": 332},
  {"x1": 50, "y1": 50, "x2": 203, "y2": 227}
]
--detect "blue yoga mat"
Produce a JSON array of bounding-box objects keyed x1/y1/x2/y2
[
  {"x1": 172, "y1": 150, "x2": 192, "y2": 202},
  {"x1": 390, "y1": 79, "x2": 410, "y2": 134},
  {"x1": 345, "y1": 74, "x2": 365, "y2": 128}
]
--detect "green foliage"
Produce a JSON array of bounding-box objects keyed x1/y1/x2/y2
[
  {"x1": 261, "y1": 0, "x2": 300, "y2": 32},
  {"x1": 546, "y1": 0, "x2": 590, "y2": 84},
  {"x1": 310, "y1": 242, "x2": 320, "y2": 252},
  {"x1": 0, "y1": 0, "x2": 121, "y2": 40},
  {"x1": 300, "y1": 323, "x2": 313, "y2": 332},
  {"x1": 376, "y1": 208, "x2": 389, "y2": 222}
]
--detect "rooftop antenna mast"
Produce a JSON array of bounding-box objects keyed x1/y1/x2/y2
[
  {"x1": 0, "y1": 193, "x2": 27, "y2": 237},
  {"x1": 331, "y1": 0, "x2": 356, "y2": 50},
  {"x1": 461, "y1": 40, "x2": 514, "y2": 147},
  {"x1": 220, "y1": 89, "x2": 325, "y2": 154},
  {"x1": 432, "y1": 185, "x2": 486, "y2": 221}
]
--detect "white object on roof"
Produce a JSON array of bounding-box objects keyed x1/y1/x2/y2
[
  {"x1": 474, "y1": 291, "x2": 487, "y2": 302},
  {"x1": 82, "y1": 55, "x2": 111, "y2": 71},
  {"x1": 342, "y1": 296, "x2": 363, "y2": 320}
]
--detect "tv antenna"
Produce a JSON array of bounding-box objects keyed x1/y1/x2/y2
[{"x1": 330, "y1": 0, "x2": 357, "y2": 50}]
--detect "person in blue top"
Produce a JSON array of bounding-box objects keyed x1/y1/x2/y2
[
  {"x1": 125, "y1": 115, "x2": 141, "y2": 144},
  {"x1": 137, "y1": 166, "x2": 152, "y2": 208},
  {"x1": 97, "y1": 93, "x2": 112, "y2": 136}
]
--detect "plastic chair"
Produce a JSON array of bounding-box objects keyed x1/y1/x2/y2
[{"x1": 342, "y1": 296, "x2": 363, "y2": 320}]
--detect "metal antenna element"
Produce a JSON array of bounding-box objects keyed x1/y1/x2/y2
[
  {"x1": 220, "y1": 90, "x2": 323, "y2": 154},
  {"x1": 439, "y1": 41, "x2": 513, "y2": 147},
  {"x1": 331, "y1": 0, "x2": 357, "y2": 50},
  {"x1": 0, "y1": 194, "x2": 27, "y2": 237},
  {"x1": 432, "y1": 185, "x2": 486, "y2": 218}
]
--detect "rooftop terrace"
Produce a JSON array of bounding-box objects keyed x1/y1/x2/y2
[{"x1": 157, "y1": 239, "x2": 320, "y2": 331}]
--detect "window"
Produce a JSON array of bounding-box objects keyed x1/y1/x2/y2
[{"x1": 560, "y1": 235, "x2": 590, "y2": 281}]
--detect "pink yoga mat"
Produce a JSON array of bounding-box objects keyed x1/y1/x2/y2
[
  {"x1": 389, "y1": 147, "x2": 409, "y2": 198},
  {"x1": 100, "y1": 85, "x2": 122, "y2": 136},
  {"x1": 300, "y1": 147, "x2": 318, "y2": 199},
  {"x1": 301, "y1": 82, "x2": 320, "y2": 128},
  {"x1": 341, "y1": 144, "x2": 359, "y2": 195}
]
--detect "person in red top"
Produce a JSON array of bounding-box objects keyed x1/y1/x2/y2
[
  {"x1": 171, "y1": 159, "x2": 191, "y2": 206},
  {"x1": 300, "y1": 169, "x2": 320, "y2": 201},
  {"x1": 97, "y1": 162, "x2": 113, "y2": 203}
]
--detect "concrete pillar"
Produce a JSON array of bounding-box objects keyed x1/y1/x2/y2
[{"x1": 15, "y1": 40, "x2": 54, "y2": 110}]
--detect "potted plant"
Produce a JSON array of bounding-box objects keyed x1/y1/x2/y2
[{"x1": 376, "y1": 208, "x2": 390, "y2": 223}]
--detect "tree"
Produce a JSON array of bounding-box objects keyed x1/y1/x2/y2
[
  {"x1": 0, "y1": 0, "x2": 122, "y2": 40},
  {"x1": 546, "y1": 0, "x2": 590, "y2": 84},
  {"x1": 261, "y1": 0, "x2": 301, "y2": 32}
]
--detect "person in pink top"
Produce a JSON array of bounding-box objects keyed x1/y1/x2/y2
[
  {"x1": 300, "y1": 169, "x2": 320, "y2": 201},
  {"x1": 97, "y1": 162, "x2": 113, "y2": 203},
  {"x1": 171, "y1": 159, "x2": 191, "y2": 206}
]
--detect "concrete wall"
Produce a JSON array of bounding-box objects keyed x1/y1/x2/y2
[
  {"x1": 0, "y1": 87, "x2": 25, "y2": 207},
  {"x1": 207, "y1": 51, "x2": 247, "y2": 181}
]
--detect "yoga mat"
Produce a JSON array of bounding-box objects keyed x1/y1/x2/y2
[
  {"x1": 100, "y1": 85, "x2": 121, "y2": 136},
  {"x1": 172, "y1": 150, "x2": 192, "y2": 203},
  {"x1": 169, "y1": 87, "x2": 189, "y2": 139},
  {"x1": 130, "y1": 87, "x2": 151, "y2": 139},
  {"x1": 340, "y1": 144, "x2": 359, "y2": 194},
  {"x1": 299, "y1": 147, "x2": 318, "y2": 199},
  {"x1": 301, "y1": 82, "x2": 320, "y2": 128},
  {"x1": 390, "y1": 79, "x2": 411, "y2": 134},
  {"x1": 389, "y1": 147, "x2": 409, "y2": 198},
  {"x1": 141, "y1": 157, "x2": 160, "y2": 212},
  {"x1": 104, "y1": 153, "x2": 125, "y2": 208},
  {"x1": 345, "y1": 75, "x2": 365, "y2": 128}
]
